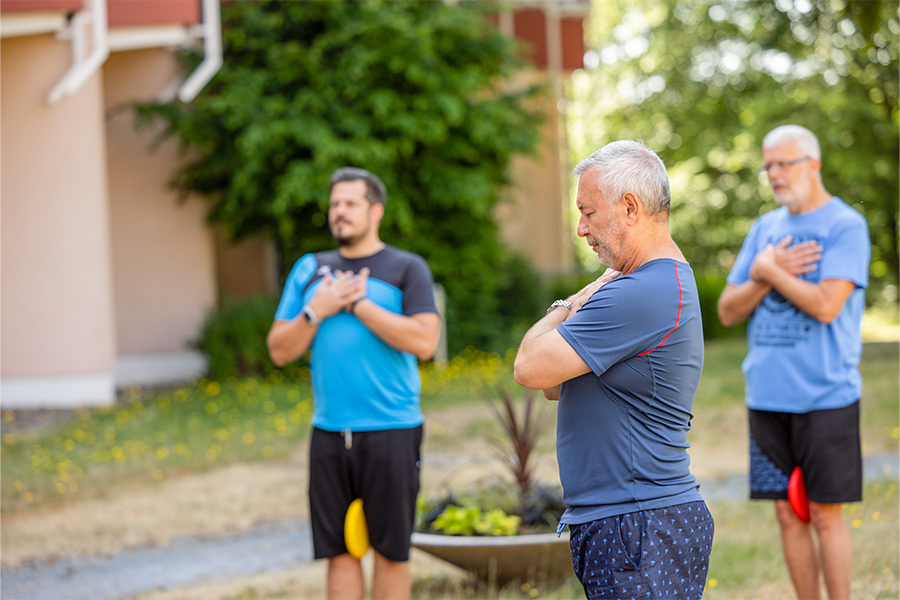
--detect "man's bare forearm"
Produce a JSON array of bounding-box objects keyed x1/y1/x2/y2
[
  {"x1": 353, "y1": 301, "x2": 440, "y2": 360},
  {"x1": 267, "y1": 318, "x2": 316, "y2": 367},
  {"x1": 717, "y1": 280, "x2": 771, "y2": 327}
]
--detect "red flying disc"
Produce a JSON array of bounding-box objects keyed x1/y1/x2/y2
[{"x1": 788, "y1": 466, "x2": 811, "y2": 523}]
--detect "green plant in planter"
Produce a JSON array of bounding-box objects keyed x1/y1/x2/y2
[
  {"x1": 431, "y1": 504, "x2": 521, "y2": 537},
  {"x1": 418, "y1": 386, "x2": 565, "y2": 535}
]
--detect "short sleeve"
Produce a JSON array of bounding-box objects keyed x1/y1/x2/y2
[
  {"x1": 819, "y1": 214, "x2": 870, "y2": 289},
  {"x1": 274, "y1": 254, "x2": 318, "y2": 321},
  {"x1": 401, "y1": 255, "x2": 437, "y2": 316},
  {"x1": 557, "y1": 264, "x2": 686, "y2": 376},
  {"x1": 727, "y1": 219, "x2": 764, "y2": 286}
]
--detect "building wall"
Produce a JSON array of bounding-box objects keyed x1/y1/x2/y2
[
  {"x1": 103, "y1": 48, "x2": 216, "y2": 384},
  {"x1": 214, "y1": 227, "x2": 278, "y2": 300},
  {"x1": 0, "y1": 33, "x2": 117, "y2": 406},
  {"x1": 495, "y1": 74, "x2": 575, "y2": 275}
]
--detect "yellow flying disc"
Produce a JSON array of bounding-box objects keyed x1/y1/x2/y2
[{"x1": 344, "y1": 498, "x2": 370, "y2": 559}]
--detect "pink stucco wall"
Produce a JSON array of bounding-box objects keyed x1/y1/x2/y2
[
  {"x1": 103, "y1": 48, "x2": 217, "y2": 356},
  {"x1": 1, "y1": 33, "x2": 116, "y2": 379}
]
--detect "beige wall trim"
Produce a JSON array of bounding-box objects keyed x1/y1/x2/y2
[
  {"x1": 115, "y1": 351, "x2": 208, "y2": 388},
  {"x1": 0, "y1": 12, "x2": 67, "y2": 38},
  {"x1": 1, "y1": 374, "x2": 115, "y2": 409},
  {"x1": 107, "y1": 25, "x2": 195, "y2": 52}
]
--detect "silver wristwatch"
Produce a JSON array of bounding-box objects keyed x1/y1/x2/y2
[
  {"x1": 547, "y1": 299, "x2": 573, "y2": 313},
  {"x1": 301, "y1": 305, "x2": 322, "y2": 325}
]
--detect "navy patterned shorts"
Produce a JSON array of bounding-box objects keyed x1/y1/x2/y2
[{"x1": 568, "y1": 501, "x2": 715, "y2": 600}]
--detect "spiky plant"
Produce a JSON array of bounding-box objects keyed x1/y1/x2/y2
[{"x1": 484, "y1": 386, "x2": 553, "y2": 495}]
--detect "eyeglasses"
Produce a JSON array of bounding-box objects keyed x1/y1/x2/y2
[{"x1": 759, "y1": 156, "x2": 811, "y2": 174}]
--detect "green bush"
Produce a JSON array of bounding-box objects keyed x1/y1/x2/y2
[
  {"x1": 695, "y1": 277, "x2": 746, "y2": 340},
  {"x1": 136, "y1": 0, "x2": 544, "y2": 359},
  {"x1": 485, "y1": 252, "x2": 546, "y2": 353},
  {"x1": 197, "y1": 295, "x2": 284, "y2": 379}
]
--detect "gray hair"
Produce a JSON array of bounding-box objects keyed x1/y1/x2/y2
[
  {"x1": 329, "y1": 167, "x2": 387, "y2": 206},
  {"x1": 762, "y1": 125, "x2": 821, "y2": 160},
  {"x1": 574, "y1": 140, "x2": 671, "y2": 216}
]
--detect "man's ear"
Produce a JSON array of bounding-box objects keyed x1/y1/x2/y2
[
  {"x1": 622, "y1": 192, "x2": 641, "y2": 225},
  {"x1": 370, "y1": 202, "x2": 385, "y2": 222},
  {"x1": 808, "y1": 157, "x2": 823, "y2": 176}
]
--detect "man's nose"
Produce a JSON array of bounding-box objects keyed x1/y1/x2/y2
[{"x1": 576, "y1": 219, "x2": 589, "y2": 237}]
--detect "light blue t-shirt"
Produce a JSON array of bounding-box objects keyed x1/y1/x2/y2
[
  {"x1": 727, "y1": 197, "x2": 870, "y2": 413},
  {"x1": 274, "y1": 246, "x2": 437, "y2": 431},
  {"x1": 555, "y1": 259, "x2": 705, "y2": 524}
]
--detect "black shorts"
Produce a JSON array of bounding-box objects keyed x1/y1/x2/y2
[
  {"x1": 309, "y1": 425, "x2": 423, "y2": 562},
  {"x1": 748, "y1": 402, "x2": 862, "y2": 504}
]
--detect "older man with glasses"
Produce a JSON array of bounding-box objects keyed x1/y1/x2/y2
[{"x1": 718, "y1": 125, "x2": 870, "y2": 600}]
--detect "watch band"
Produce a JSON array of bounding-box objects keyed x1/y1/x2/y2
[
  {"x1": 547, "y1": 299, "x2": 573, "y2": 313},
  {"x1": 301, "y1": 305, "x2": 321, "y2": 325}
]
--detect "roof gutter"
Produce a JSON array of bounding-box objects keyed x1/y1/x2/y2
[
  {"x1": 176, "y1": 0, "x2": 221, "y2": 102},
  {"x1": 47, "y1": 0, "x2": 108, "y2": 105}
]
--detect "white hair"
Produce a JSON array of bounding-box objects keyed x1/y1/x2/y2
[
  {"x1": 574, "y1": 140, "x2": 671, "y2": 216},
  {"x1": 762, "y1": 125, "x2": 821, "y2": 160}
]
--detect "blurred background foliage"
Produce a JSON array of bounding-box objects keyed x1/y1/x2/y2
[
  {"x1": 568, "y1": 0, "x2": 899, "y2": 307},
  {"x1": 140, "y1": 0, "x2": 897, "y2": 364},
  {"x1": 137, "y1": 0, "x2": 545, "y2": 355}
]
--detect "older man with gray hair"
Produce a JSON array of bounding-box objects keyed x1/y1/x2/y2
[
  {"x1": 515, "y1": 140, "x2": 714, "y2": 599},
  {"x1": 718, "y1": 125, "x2": 869, "y2": 600}
]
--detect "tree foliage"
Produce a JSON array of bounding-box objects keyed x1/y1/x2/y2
[
  {"x1": 568, "y1": 0, "x2": 899, "y2": 303},
  {"x1": 137, "y1": 0, "x2": 545, "y2": 353}
]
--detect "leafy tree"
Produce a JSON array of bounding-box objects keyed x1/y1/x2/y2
[
  {"x1": 137, "y1": 0, "x2": 544, "y2": 354},
  {"x1": 568, "y1": 0, "x2": 898, "y2": 304}
]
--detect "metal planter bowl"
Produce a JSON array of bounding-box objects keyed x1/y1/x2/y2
[{"x1": 411, "y1": 531, "x2": 573, "y2": 587}]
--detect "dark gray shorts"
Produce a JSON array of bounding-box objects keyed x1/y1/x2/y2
[
  {"x1": 749, "y1": 401, "x2": 862, "y2": 503},
  {"x1": 309, "y1": 425, "x2": 422, "y2": 562}
]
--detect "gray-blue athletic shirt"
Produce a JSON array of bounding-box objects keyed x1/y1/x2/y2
[
  {"x1": 274, "y1": 246, "x2": 437, "y2": 432},
  {"x1": 556, "y1": 259, "x2": 705, "y2": 525}
]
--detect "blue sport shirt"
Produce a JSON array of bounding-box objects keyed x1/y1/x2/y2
[
  {"x1": 274, "y1": 246, "x2": 437, "y2": 432},
  {"x1": 555, "y1": 259, "x2": 705, "y2": 525},
  {"x1": 726, "y1": 197, "x2": 870, "y2": 414}
]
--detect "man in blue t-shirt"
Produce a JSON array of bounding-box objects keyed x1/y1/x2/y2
[
  {"x1": 718, "y1": 125, "x2": 869, "y2": 600},
  {"x1": 267, "y1": 167, "x2": 440, "y2": 600},
  {"x1": 515, "y1": 140, "x2": 714, "y2": 600}
]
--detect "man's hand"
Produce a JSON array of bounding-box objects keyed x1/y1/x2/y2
[
  {"x1": 722, "y1": 233, "x2": 851, "y2": 325},
  {"x1": 343, "y1": 267, "x2": 370, "y2": 311},
  {"x1": 750, "y1": 235, "x2": 821, "y2": 285},
  {"x1": 513, "y1": 270, "x2": 619, "y2": 391},
  {"x1": 565, "y1": 268, "x2": 621, "y2": 317},
  {"x1": 309, "y1": 270, "x2": 357, "y2": 319}
]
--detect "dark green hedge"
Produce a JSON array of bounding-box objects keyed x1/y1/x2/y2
[{"x1": 197, "y1": 295, "x2": 284, "y2": 380}]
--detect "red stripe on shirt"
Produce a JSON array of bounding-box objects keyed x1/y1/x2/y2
[{"x1": 635, "y1": 262, "x2": 683, "y2": 356}]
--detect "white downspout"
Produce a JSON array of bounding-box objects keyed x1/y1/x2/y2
[
  {"x1": 47, "y1": 0, "x2": 108, "y2": 105},
  {"x1": 177, "y1": 0, "x2": 222, "y2": 102}
]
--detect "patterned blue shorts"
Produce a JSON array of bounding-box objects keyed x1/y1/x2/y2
[{"x1": 568, "y1": 501, "x2": 715, "y2": 600}]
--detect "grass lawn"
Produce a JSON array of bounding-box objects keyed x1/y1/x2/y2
[{"x1": 703, "y1": 478, "x2": 899, "y2": 600}]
